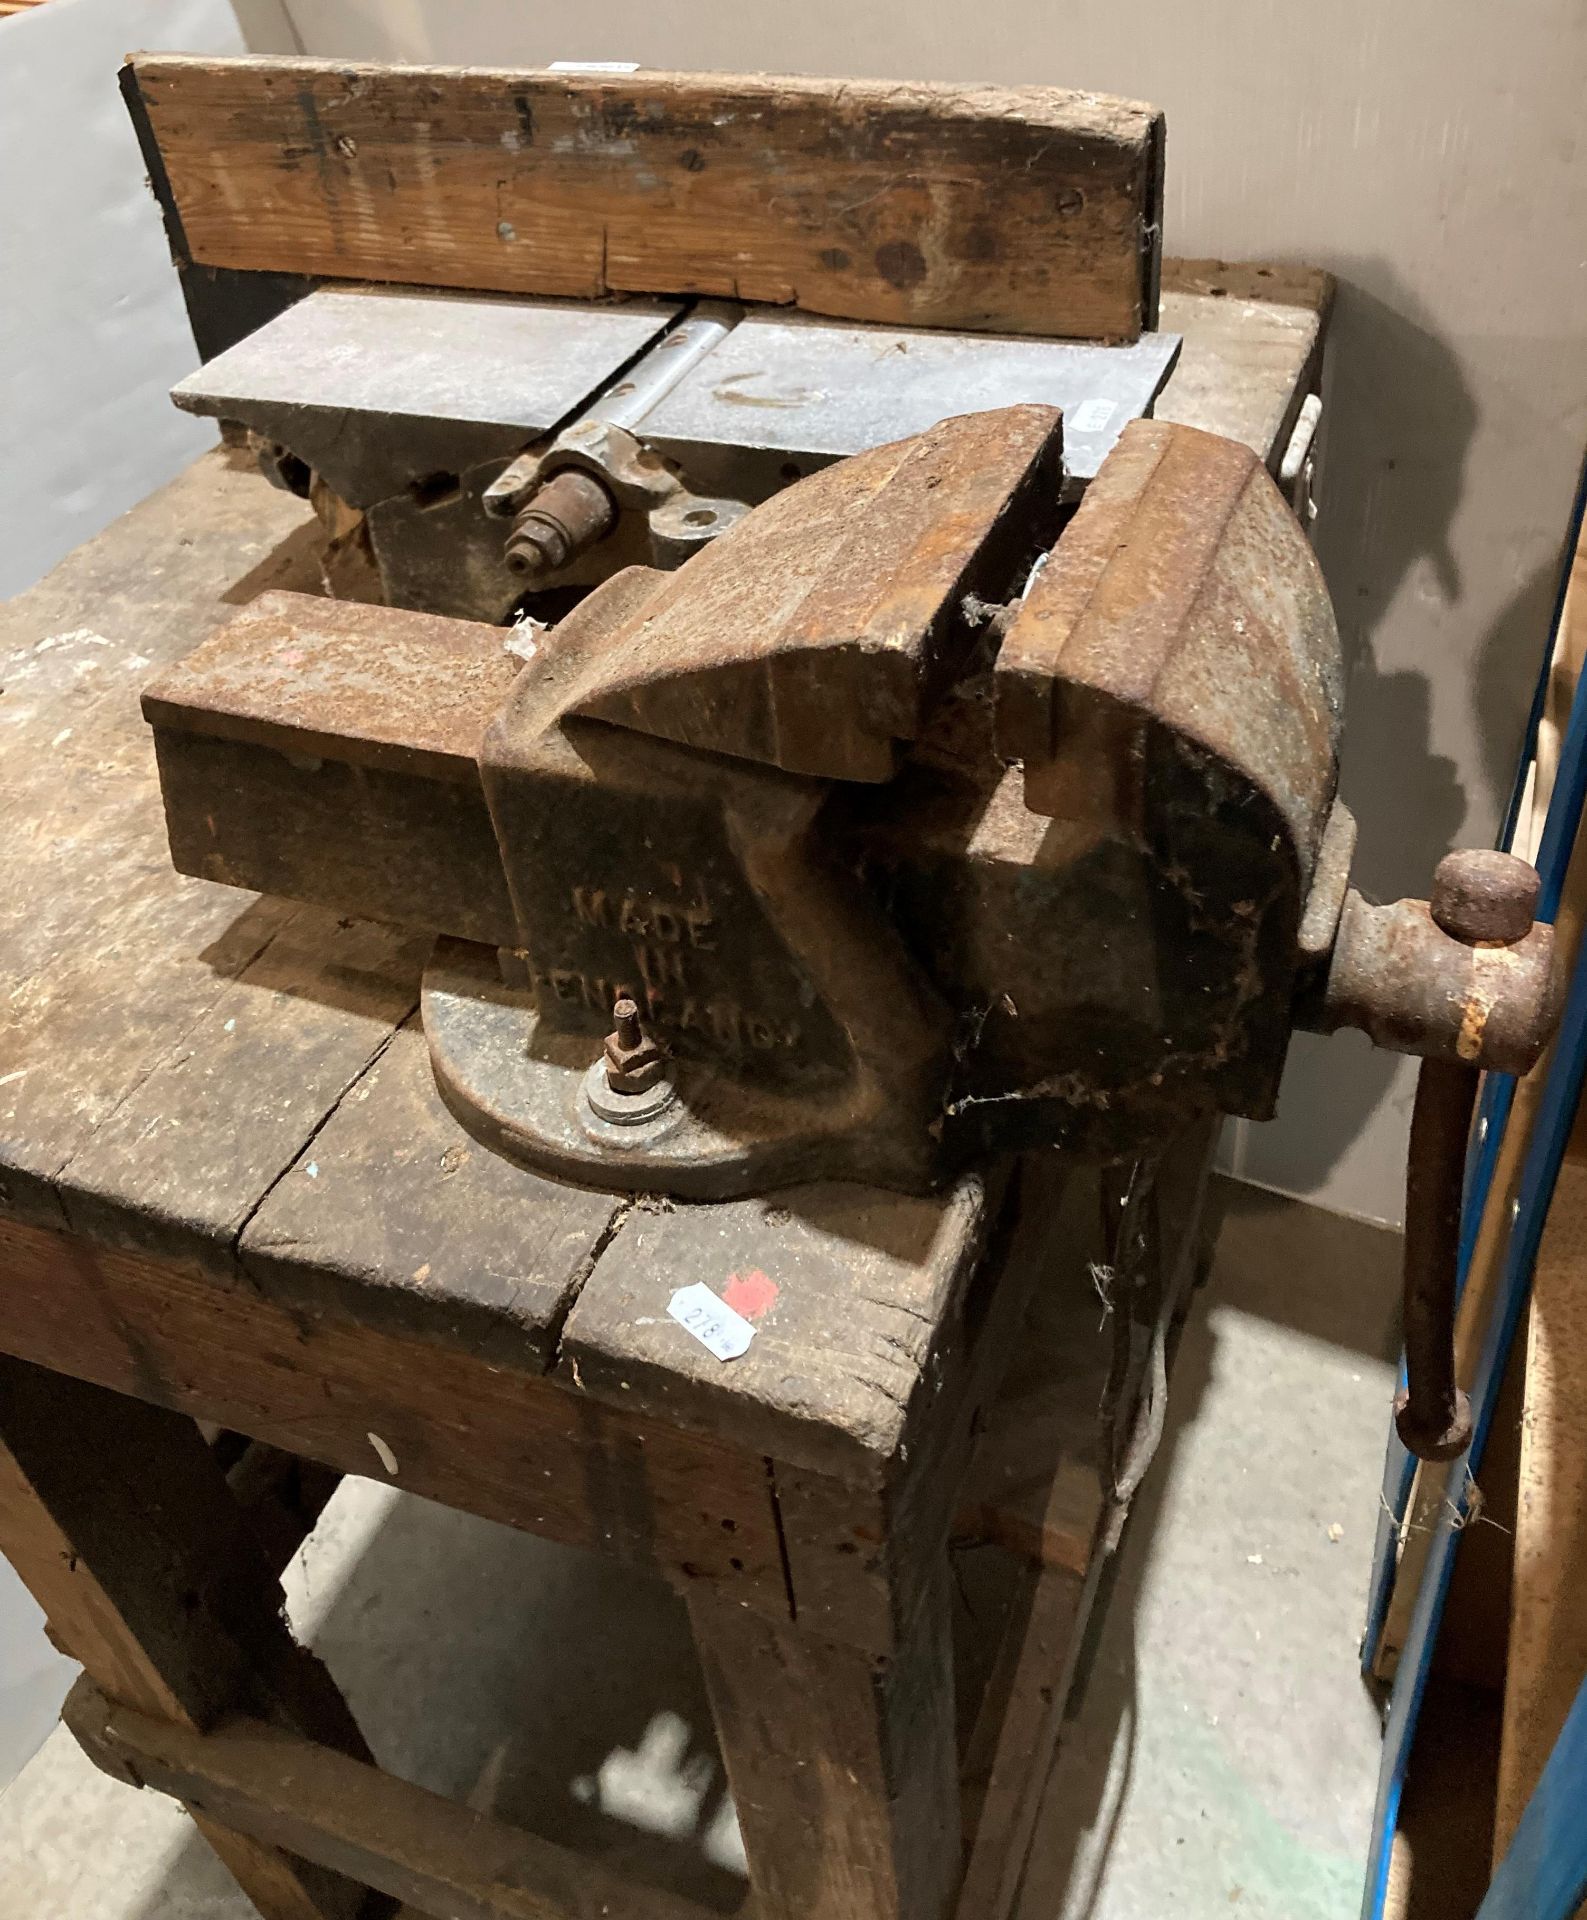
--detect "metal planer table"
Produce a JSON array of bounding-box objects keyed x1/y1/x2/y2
[{"x1": 0, "y1": 262, "x2": 1332, "y2": 1920}]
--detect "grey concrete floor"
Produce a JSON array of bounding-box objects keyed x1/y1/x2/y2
[
  {"x1": 0, "y1": 1182, "x2": 1400, "y2": 1918},
  {"x1": 1016, "y1": 1183, "x2": 1401, "y2": 1919}
]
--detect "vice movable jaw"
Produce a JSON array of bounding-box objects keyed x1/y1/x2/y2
[{"x1": 144, "y1": 405, "x2": 1560, "y2": 1459}]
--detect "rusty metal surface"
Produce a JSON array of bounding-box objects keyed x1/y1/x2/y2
[
  {"x1": 144, "y1": 413, "x2": 1561, "y2": 1204},
  {"x1": 1395, "y1": 1057, "x2": 1478, "y2": 1462},
  {"x1": 1337, "y1": 848, "x2": 1553, "y2": 1462},
  {"x1": 602, "y1": 996, "x2": 667, "y2": 1093},
  {"x1": 997, "y1": 417, "x2": 1342, "y2": 860},
  {"x1": 519, "y1": 405, "x2": 1064, "y2": 784},
  {"x1": 841, "y1": 759, "x2": 1285, "y2": 1154},
  {"x1": 986, "y1": 417, "x2": 1345, "y2": 1134},
  {"x1": 483, "y1": 310, "x2": 751, "y2": 592},
  {"x1": 366, "y1": 463, "x2": 534, "y2": 625},
  {"x1": 423, "y1": 936, "x2": 945, "y2": 1197},
  {"x1": 143, "y1": 592, "x2": 519, "y2": 947},
  {"x1": 142, "y1": 591, "x2": 517, "y2": 780},
  {"x1": 1296, "y1": 803, "x2": 1358, "y2": 967},
  {"x1": 1305, "y1": 888, "x2": 1557, "y2": 1076},
  {"x1": 142, "y1": 415, "x2": 1339, "y2": 1182},
  {"x1": 479, "y1": 702, "x2": 954, "y2": 1127},
  {"x1": 505, "y1": 469, "x2": 617, "y2": 582},
  {"x1": 1430, "y1": 845, "x2": 1542, "y2": 945}
]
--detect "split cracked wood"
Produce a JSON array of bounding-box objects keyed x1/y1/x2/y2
[{"x1": 126, "y1": 57, "x2": 1165, "y2": 343}]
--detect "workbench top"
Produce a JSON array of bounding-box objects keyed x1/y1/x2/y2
[{"x1": 0, "y1": 267, "x2": 1326, "y2": 1503}]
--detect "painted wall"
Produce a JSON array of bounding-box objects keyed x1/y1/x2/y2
[
  {"x1": 262, "y1": 1, "x2": 1587, "y2": 1225},
  {"x1": 0, "y1": 0, "x2": 261, "y2": 602}
]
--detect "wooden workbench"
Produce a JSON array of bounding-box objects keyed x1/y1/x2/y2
[{"x1": 0, "y1": 264, "x2": 1327, "y2": 1920}]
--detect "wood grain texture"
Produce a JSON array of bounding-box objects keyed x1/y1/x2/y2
[
  {"x1": 955, "y1": 1555, "x2": 1095, "y2": 1920},
  {"x1": 0, "y1": 458, "x2": 392, "y2": 1920},
  {"x1": 0, "y1": 1360, "x2": 375, "y2": 1919},
  {"x1": 0, "y1": 446, "x2": 606, "y2": 1363},
  {"x1": 689, "y1": 1572, "x2": 960, "y2": 1920},
  {"x1": 561, "y1": 1158, "x2": 1041, "y2": 1661},
  {"x1": 0, "y1": 446, "x2": 1109, "y2": 1656},
  {"x1": 185, "y1": 1822, "x2": 374, "y2": 1920},
  {"x1": 67, "y1": 1680, "x2": 715, "y2": 1920},
  {"x1": 238, "y1": 1014, "x2": 619, "y2": 1365},
  {"x1": 950, "y1": 1183, "x2": 1113, "y2": 1574},
  {"x1": 560, "y1": 1174, "x2": 996, "y2": 1482},
  {"x1": 955, "y1": 1136, "x2": 1211, "y2": 1920},
  {"x1": 1156, "y1": 258, "x2": 1332, "y2": 467},
  {"x1": 0, "y1": 1358, "x2": 364, "y2": 1746},
  {"x1": 0, "y1": 1212, "x2": 785, "y2": 1607},
  {"x1": 56, "y1": 909, "x2": 428, "y2": 1276},
  {"x1": 0, "y1": 455, "x2": 313, "y2": 1228},
  {"x1": 752, "y1": 1156, "x2": 1081, "y2": 1670},
  {"x1": 126, "y1": 56, "x2": 1164, "y2": 342},
  {"x1": 1493, "y1": 1157, "x2": 1587, "y2": 1874}
]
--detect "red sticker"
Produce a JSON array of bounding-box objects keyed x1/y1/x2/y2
[{"x1": 722, "y1": 1268, "x2": 779, "y2": 1321}]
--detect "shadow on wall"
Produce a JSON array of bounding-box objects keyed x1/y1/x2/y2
[
  {"x1": 1244, "y1": 266, "x2": 1557, "y2": 1211},
  {"x1": 1315, "y1": 270, "x2": 1477, "y2": 897},
  {"x1": 1316, "y1": 263, "x2": 1558, "y2": 886}
]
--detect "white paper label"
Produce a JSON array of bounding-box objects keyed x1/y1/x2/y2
[
  {"x1": 1069, "y1": 396, "x2": 1116, "y2": 435},
  {"x1": 668, "y1": 1283, "x2": 757, "y2": 1362}
]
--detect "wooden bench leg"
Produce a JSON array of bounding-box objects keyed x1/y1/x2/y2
[
  {"x1": 0, "y1": 1355, "x2": 381, "y2": 1920},
  {"x1": 687, "y1": 1564, "x2": 960, "y2": 1920}
]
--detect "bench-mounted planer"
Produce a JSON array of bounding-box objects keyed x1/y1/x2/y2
[{"x1": 164, "y1": 286, "x2": 1182, "y2": 624}]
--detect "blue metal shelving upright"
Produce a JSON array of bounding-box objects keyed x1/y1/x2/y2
[{"x1": 1360, "y1": 450, "x2": 1587, "y2": 1920}]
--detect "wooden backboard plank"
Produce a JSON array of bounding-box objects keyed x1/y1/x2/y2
[{"x1": 126, "y1": 57, "x2": 1163, "y2": 343}]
